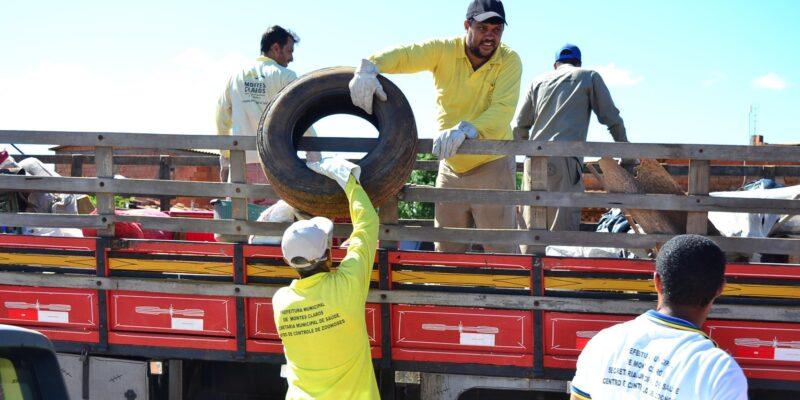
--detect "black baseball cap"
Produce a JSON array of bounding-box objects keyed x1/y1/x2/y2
[{"x1": 466, "y1": 0, "x2": 507, "y2": 25}]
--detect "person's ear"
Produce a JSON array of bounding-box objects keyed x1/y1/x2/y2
[
  {"x1": 464, "y1": 20, "x2": 471, "y2": 31},
  {"x1": 270, "y1": 42, "x2": 281, "y2": 56},
  {"x1": 714, "y1": 278, "x2": 726, "y2": 299},
  {"x1": 653, "y1": 272, "x2": 664, "y2": 294}
]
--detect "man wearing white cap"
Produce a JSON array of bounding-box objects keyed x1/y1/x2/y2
[{"x1": 272, "y1": 156, "x2": 379, "y2": 399}]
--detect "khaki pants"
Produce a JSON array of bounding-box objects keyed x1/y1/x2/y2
[
  {"x1": 434, "y1": 156, "x2": 517, "y2": 254},
  {"x1": 522, "y1": 156, "x2": 583, "y2": 233}
]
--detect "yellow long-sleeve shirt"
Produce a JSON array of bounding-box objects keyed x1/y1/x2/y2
[
  {"x1": 370, "y1": 36, "x2": 522, "y2": 173},
  {"x1": 272, "y1": 176, "x2": 379, "y2": 400}
]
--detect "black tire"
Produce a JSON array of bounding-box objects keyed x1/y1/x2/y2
[{"x1": 257, "y1": 67, "x2": 418, "y2": 218}]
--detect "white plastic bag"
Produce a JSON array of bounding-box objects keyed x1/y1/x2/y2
[
  {"x1": 23, "y1": 227, "x2": 84, "y2": 237},
  {"x1": 249, "y1": 201, "x2": 301, "y2": 245}
]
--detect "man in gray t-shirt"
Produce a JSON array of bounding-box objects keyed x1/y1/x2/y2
[{"x1": 514, "y1": 44, "x2": 630, "y2": 237}]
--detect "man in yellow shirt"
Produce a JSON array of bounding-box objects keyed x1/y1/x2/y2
[
  {"x1": 349, "y1": 0, "x2": 522, "y2": 253},
  {"x1": 272, "y1": 156, "x2": 379, "y2": 399}
]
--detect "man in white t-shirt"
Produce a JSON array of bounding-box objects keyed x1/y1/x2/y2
[
  {"x1": 570, "y1": 234, "x2": 748, "y2": 400},
  {"x1": 216, "y1": 25, "x2": 319, "y2": 191}
]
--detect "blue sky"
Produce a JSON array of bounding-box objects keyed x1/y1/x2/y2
[{"x1": 1, "y1": 0, "x2": 798, "y2": 156}]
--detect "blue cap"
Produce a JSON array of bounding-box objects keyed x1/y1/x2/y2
[{"x1": 556, "y1": 44, "x2": 581, "y2": 63}]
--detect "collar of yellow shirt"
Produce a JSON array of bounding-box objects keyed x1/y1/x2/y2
[{"x1": 290, "y1": 271, "x2": 326, "y2": 290}]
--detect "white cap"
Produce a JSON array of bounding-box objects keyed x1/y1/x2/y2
[{"x1": 281, "y1": 217, "x2": 334, "y2": 269}]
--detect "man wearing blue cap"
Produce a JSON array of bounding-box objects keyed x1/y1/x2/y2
[{"x1": 514, "y1": 44, "x2": 630, "y2": 239}]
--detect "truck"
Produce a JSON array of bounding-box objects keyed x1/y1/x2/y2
[{"x1": 0, "y1": 126, "x2": 798, "y2": 399}]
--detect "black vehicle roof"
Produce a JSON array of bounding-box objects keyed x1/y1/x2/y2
[{"x1": 0, "y1": 324, "x2": 55, "y2": 352}]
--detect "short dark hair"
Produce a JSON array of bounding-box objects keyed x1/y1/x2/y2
[
  {"x1": 296, "y1": 259, "x2": 328, "y2": 278},
  {"x1": 655, "y1": 234, "x2": 726, "y2": 307},
  {"x1": 557, "y1": 58, "x2": 581, "y2": 67},
  {"x1": 260, "y1": 25, "x2": 299, "y2": 55}
]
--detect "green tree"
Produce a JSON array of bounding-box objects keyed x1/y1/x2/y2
[
  {"x1": 87, "y1": 194, "x2": 133, "y2": 209},
  {"x1": 398, "y1": 153, "x2": 436, "y2": 220},
  {"x1": 398, "y1": 155, "x2": 524, "y2": 220}
]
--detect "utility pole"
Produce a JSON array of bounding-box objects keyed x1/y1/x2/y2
[{"x1": 748, "y1": 105, "x2": 762, "y2": 145}]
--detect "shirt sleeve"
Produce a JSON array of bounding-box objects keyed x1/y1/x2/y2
[
  {"x1": 589, "y1": 72, "x2": 627, "y2": 142},
  {"x1": 570, "y1": 332, "x2": 603, "y2": 399},
  {"x1": 369, "y1": 39, "x2": 446, "y2": 74},
  {"x1": 336, "y1": 175, "x2": 379, "y2": 302},
  {"x1": 513, "y1": 82, "x2": 536, "y2": 140},
  {"x1": 467, "y1": 52, "x2": 523, "y2": 140},
  {"x1": 216, "y1": 78, "x2": 233, "y2": 135},
  {"x1": 215, "y1": 79, "x2": 233, "y2": 159},
  {"x1": 710, "y1": 358, "x2": 749, "y2": 400},
  {"x1": 303, "y1": 126, "x2": 321, "y2": 161},
  {"x1": 281, "y1": 68, "x2": 298, "y2": 88}
]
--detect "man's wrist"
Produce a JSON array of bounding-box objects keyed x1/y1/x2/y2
[
  {"x1": 344, "y1": 174, "x2": 358, "y2": 191},
  {"x1": 357, "y1": 59, "x2": 379, "y2": 75},
  {"x1": 457, "y1": 121, "x2": 479, "y2": 139},
  {"x1": 610, "y1": 125, "x2": 628, "y2": 142}
]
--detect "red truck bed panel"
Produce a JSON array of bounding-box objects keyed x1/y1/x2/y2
[
  {"x1": 2, "y1": 236, "x2": 798, "y2": 382},
  {"x1": 109, "y1": 291, "x2": 236, "y2": 337},
  {"x1": 246, "y1": 298, "x2": 381, "y2": 347},
  {"x1": 392, "y1": 304, "x2": 533, "y2": 367},
  {"x1": 543, "y1": 312, "x2": 800, "y2": 381},
  {"x1": 0, "y1": 285, "x2": 99, "y2": 343}
]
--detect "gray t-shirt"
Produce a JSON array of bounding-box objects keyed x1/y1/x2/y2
[{"x1": 514, "y1": 64, "x2": 626, "y2": 143}]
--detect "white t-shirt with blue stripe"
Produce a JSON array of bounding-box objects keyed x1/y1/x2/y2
[{"x1": 571, "y1": 310, "x2": 747, "y2": 400}]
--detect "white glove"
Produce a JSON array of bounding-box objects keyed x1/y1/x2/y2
[
  {"x1": 349, "y1": 59, "x2": 387, "y2": 115},
  {"x1": 305, "y1": 151, "x2": 322, "y2": 163},
  {"x1": 307, "y1": 156, "x2": 361, "y2": 190},
  {"x1": 431, "y1": 121, "x2": 478, "y2": 160}
]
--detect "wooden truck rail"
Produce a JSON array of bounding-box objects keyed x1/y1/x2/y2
[
  {"x1": 0, "y1": 130, "x2": 799, "y2": 397},
  {"x1": 12, "y1": 153, "x2": 800, "y2": 177},
  {"x1": 2, "y1": 130, "x2": 800, "y2": 254}
]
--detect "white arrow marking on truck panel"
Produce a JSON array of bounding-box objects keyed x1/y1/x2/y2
[
  {"x1": 735, "y1": 338, "x2": 800, "y2": 349},
  {"x1": 421, "y1": 322, "x2": 499, "y2": 334},
  {"x1": 134, "y1": 305, "x2": 204, "y2": 318},
  {"x1": 4, "y1": 301, "x2": 71, "y2": 312}
]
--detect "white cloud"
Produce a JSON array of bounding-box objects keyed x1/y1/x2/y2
[
  {"x1": 0, "y1": 49, "x2": 249, "y2": 135},
  {"x1": 0, "y1": 49, "x2": 443, "y2": 162},
  {"x1": 591, "y1": 63, "x2": 644, "y2": 87},
  {"x1": 702, "y1": 71, "x2": 728, "y2": 87},
  {"x1": 752, "y1": 73, "x2": 788, "y2": 90}
]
